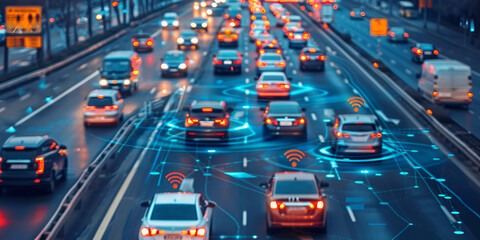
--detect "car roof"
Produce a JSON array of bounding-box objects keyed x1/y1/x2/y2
[
  {"x1": 104, "y1": 51, "x2": 136, "y2": 60},
  {"x1": 164, "y1": 12, "x2": 177, "y2": 17},
  {"x1": 153, "y1": 193, "x2": 199, "y2": 204},
  {"x1": 88, "y1": 89, "x2": 118, "y2": 97},
  {"x1": 166, "y1": 50, "x2": 185, "y2": 56},
  {"x1": 3, "y1": 136, "x2": 49, "y2": 148},
  {"x1": 261, "y1": 72, "x2": 286, "y2": 77},
  {"x1": 274, "y1": 172, "x2": 315, "y2": 181},
  {"x1": 268, "y1": 101, "x2": 299, "y2": 107},
  {"x1": 338, "y1": 114, "x2": 376, "y2": 124},
  {"x1": 191, "y1": 100, "x2": 225, "y2": 109},
  {"x1": 423, "y1": 59, "x2": 470, "y2": 70}
]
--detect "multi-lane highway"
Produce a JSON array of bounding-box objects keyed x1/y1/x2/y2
[{"x1": 1, "y1": 1, "x2": 480, "y2": 240}]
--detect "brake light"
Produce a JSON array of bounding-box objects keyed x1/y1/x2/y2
[
  {"x1": 317, "y1": 200, "x2": 324, "y2": 209},
  {"x1": 83, "y1": 106, "x2": 96, "y2": 110},
  {"x1": 231, "y1": 34, "x2": 238, "y2": 40},
  {"x1": 390, "y1": 32, "x2": 395, "y2": 37},
  {"x1": 404, "y1": 32, "x2": 409, "y2": 38},
  {"x1": 213, "y1": 58, "x2": 222, "y2": 65},
  {"x1": 299, "y1": 118, "x2": 305, "y2": 124},
  {"x1": 15, "y1": 146, "x2": 26, "y2": 150},
  {"x1": 336, "y1": 131, "x2": 343, "y2": 138},
  {"x1": 377, "y1": 133, "x2": 382, "y2": 138},
  {"x1": 468, "y1": 92, "x2": 473, "y2": 98},
  {"x1": 217, "y1": 34, "x2": 225, "y2": 40},
  {"x1": 272, "y1": 40, "x2": 278, "y2": 45},
  {"x1": 275, "y1": 61, "x2": 286, "y2": 67},
  {"x1": 370, "y1": 133, "x2": 382, "y2": 138},
  {"x1": 257, "y1": 61, "x2": 268, "y2": 67},
  {"x1": 283, "y1": 26, "x2": 288, "y2": 32},
  {"x1": 132, "y1": 40, "x2": 139, "y2": 46},
  {"x1": 309, "y1": 203, "x2": 315, "y2": 209},
  {"x1": 237, "y1": 14, "x2": 242, "y2": 19},
  {"x1": 416, "y1": 49, "x2": 423, "y2": 55},
  {"x1": 256, "y1": 40, "x2": 261, "y2": 46},
  {"x1": 279, "y1": 203, "x2": 285, "y2": 209},
  {"x1": 288, "y1": 32, "x2": 293, "y2": 38},
  {"x1": 317, "y1": 55, "x2": 326, "y2": 61},
  {"x1": 202, "y1": 107, "x2": 213, "y2": 112},
  {"x1": 265, "y1": 20, "x2": 270, "y2": 26},
  {"x1": 233, "y1": 60, "x2": 241, "y2": 64},
  {"x1": 280, "y1": 84, "x2": 290, "y2": 89},
  {"x1": 433, "y1": 91, "x2": 439, "y2": 97},
  {"x1": 186, "y1": 118, "x2": 200, "y2": 126},
  {"x1": 361, "y1": 11, "x2": 365, "y2": 16},
  {"x1": 275, "y1": 50, "x2": 282, "y2": 54},
  {"x1": 104, "y1": 105, "x2": 119, "y2": 110},
  {"x1": 300, "y1": 55, "x2": 309, "y2": 61},
  {"x1": 224, "y1": 14, "x2": 229, "y2": 19},
  {"x1": 35, "y1": 157, "x2": 44, "y2": 174},
  {"x1": 141, "y1": 226, "x2": 165, "y2": 237},
  {"x1": 249, "y1": 31, "x2": 254, "y2": 36},
  {"x1": 302, "y1": 33, "x2": 309, "y2": 40},
  {"x1": 215, "y1": 119, "x2": 228, "y2": 126},
  {"x1": 259, "y1": 49, "x2": 265, "y2": 54},
  {"x1": 196, "y1": 227, "x2": 206, "y2": 237},
  {"x1": 433, "y1": 50, "x2": 439, "y2": 55},
  {"x1": 258, "y1": 83, "x2": 269, "y2": 88},
  {"x1": 147, "y1": 38, "x2": 154, "y2": 46},
  {"x1": 350, "y1": 11, "x2": 355, "y2": 16},
  {"x1": 97, "y1": 95, "x2": 104, "y2": 99},
  {"x1": 251, "y1": 15, "x2": 256, "y2": 20},
  {"x1": 270, "y1": 201, "x2": 278, "y2": 209}
]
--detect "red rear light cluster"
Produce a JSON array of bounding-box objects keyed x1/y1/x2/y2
[
  {"x1": 317, "y1": 55, "x2": 326, "y2": 61},
  {"x1": 141, "y1": 227, "x2": 165, "y2": 237},
  {"x1": 132, "y1": 40, "x2": 139, "y2": 46},
  {"x1": 213, "y1": 58, "x2": 223, "y2": 65},
  {"x1": 258, "y1": 83, "x2": 269, "y2": 88},
  {"x1": 257, "y1": 61, "x2": 268, "y2": 67},
  {"x1": 231, "y1": 34, "x2": 238, "y2": 40},
  {"x1": 433, "y1": 50, "x2": 439, "y2": 55},
  {"x1": 35, "y1": 156, "x2": 45, "y2": 174},
  {"x1": 186, "y1": 118, "x2": 200, "y2": 126},
  {"x1": 370, "y1": 133, "x2": 382, "y2": 138},
  {"x1": 275, "y1": 61, "x2": 286, "y2": 67},
  {"x1": 275, "y1": 49, "x2": 282, "y2": 54},
  {"x1": 83, "y1": 106, "x2": 96, "y2": 110},
  {"x1": 224, "y1": 14, "x2": 229, "y2": 19},
  {"x1": 147, "y1": 38, "x2": 154, "y2": 46},
  {"x1": 300, "y1": 54, "x2": 310, "y2": 61},
  {"x1": 433, "y1": 91, "x2": 439, "y2": 97},
  {"x1": 0, "y1": 157, "x2": 3, "y2": 174},
  {"x1": 302, "y1": 33, "x2": 309, "y2": 39},
  {"x1": 184, "y1": 227, "x2": 207, "y2": 237},
  {"x1": 468, "y1": 92, "x2": 473, "y2": 98},
  {"x1": 390, "y1": 32, "x2": 395, "y2": 37},
  {"x1": 335, "y1": 131, "x2": 349, "y2": 138},
  {"x1": 280, "y1": 84, "x2": 290, "y2": 89},
  {"x1": 265, "y1": 118, "x2": 278, "y2": 125},
  {"x1": 215, "y1": 119, "x2": 228, "y2": 126},
  {"x1": 233, "y1": 60, "x2": 242, "y2": 65},
  {"x1": 105, "y1": 105, "x2": 119, "y2": 110},
  {"x1": 217, "y1": 34, "x2": 225, "y2": 40},
  {"x1": 404, "y1": 32, "x2": 409, "y2": 38},
  {"x1": 236, "y1": 14, "x2": 242, "y2": 19}
]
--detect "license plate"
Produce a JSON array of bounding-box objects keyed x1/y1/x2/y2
[
  {"x1": 165, "y1": 235, "x2": 182, "y2": 240},
  {"x1": 224, "y1": 39, "x2": 232, "y2": 42},
  {"x1": 170, "y1": 69, "x2": 178, "y2": 72},
  {"x1": 96, "y1": 116, "x2": 106, "y2": 120},
  {"x1": 224, "y1": 60, "x2": 232, "y2": 65},
  {"x1": 351, "y1": 136, "x2": 365, "y2": 142},
  {"x1": 425, "y1": 51, "x2": 432, "y2": 55},
  {"x1": 200, "y1": 121, "x2": 214, "y2": 127},
  {"x1": 10, "y1": 164, "x2": 28, "y2": 169},
  {"x1": 294, "y1": 35, "x2": 302, "y2": 39},
  {"x1": 279, "y1": 121, "x2": 292, "y2": 126},
  {"x1": 438, "y1": 92, "x2": 452, "y2": 97},
  {"x1": 288, "y1": 206, "x2": 306, "y2": 212},
  {"x1": 112, "y1": 85, "x2": 120, "y2": 89}
]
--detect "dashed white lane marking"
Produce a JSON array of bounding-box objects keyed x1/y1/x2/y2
[
  {"x1": 326, "y1": 46, "x2": 332, "y2": 52},
  {"x1": 292, "y1": 70, "x2": 297, "y2": 75},
  {"x1": 390, "y1": 59, "x2": 396, "y2": 65},
  {"x1": 311, "y1": 113, "x2": 317, "y2": 121},
  {"x1": 190, "y1": 78, "x2": 195, "y2": 83},
  {"x1": 0, "y1": 107, "x2": 5, "y2": 113},
  {"x1": 304, "y1": 96, "x2": 309, "y2": 102},
  {"x1": 346, "y1": 205, "x2": 357, "y2": 223},
  {"x1": 405, "y1": 69, "x2": 412, "y2": 75},
  {"x1": 245, "y1": 68, "x2": 250, "y2": 73},
  {"x1": 286, "y1": 56, "x2": 290, "y2": 60},
  {"x1": 245, "y1": 52, "x2": 249, "y2": 57},
  {"x1": 336, "y1": 69, "x2": 342, "y2": 75},
  {"x1": 234, "y1": 111, "x2": 245, "y2": 119},
  {"x1": 469, "y1": 110, "x2": 475, "y2": 115},
  {"x1": 344, "y1": 78, "x2": 349, "y2": 83},
  {"x1": 242, "y1": 210, "x2": 247, "y2": 226},
  {"x1": 289, "y1": 62, "x2": 294, "y2": 67},
  {"x1": 150, "y1": 87, "x2": 156, "y2": 94},
  {"x1": 330, "y1": 62, "x2": 335, "y2": 67},
  {"x1": 245, "y1": 78, "x2": 250, "y2": 83},
  {"x1": 203, "y1": 51, "x2": 208, "y2": 56},
  {"x1": 318, "y1": 135, "x2": 325, "y2": 142},
  {"x1": 243, "y1": 157, "x2": 248, "y2": 167},
  {"x1": 78, "y1": 63, "x2": 88, "y2": 70},
  {"x1": 151, "y1": 28, "x2": 163, "y2": 38},
  {"x1": 298, "y1": 81, "x2": 302, "y2": 86},
  {"x1": 20, "y1": 93, "x2": 31, "y2": 101},
  {"x1": 353, "y1": 89, "x2": 359, "y2": 94},
  {"x1": 245, "y1": 59, "x2": 249, "y2": 64},
  {"x1": 186, "y1": 85, "x2": 193, "y2": 93},
  {"x1": 441, "y1": 205, "x2": 457, "y2": 224}
]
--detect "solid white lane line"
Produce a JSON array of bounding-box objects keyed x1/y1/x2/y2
[
  {"x1": 14, "y1": 71, "x2": 99, "y2": 127},
  {"x1": 0, "y1": 107, "x2": 5, "y2": 113},
  {"x1": 151, "y1": 28, "x2": 163, "y2": 38},
  {"x1": 19, "y1": 93, "x2": 31, "y2": 101},
  {"x1": 440, "y1": 205, "x2": 457, "y2": 224},
  {"x1": 242, "y1": 210, "x2": 247, "y2": 226},
  {"x1": 93, "y1": 119, "x2": 164, "y2": 240},
  {"x1": 346, "y1": 205, "x2": 356, "y2": 223},
  {"x1": 311, "y1": 113, "x2": 317, "y2": 121},
  {"x1": 318, "y1": 135, "x2": 325, "y2": 142},
  {"x1": 243, "y1": 157, "x2": 247, "y2": 167},
  {"x1": 150, "y1": 87, "x2": 157, "y2": 94}
]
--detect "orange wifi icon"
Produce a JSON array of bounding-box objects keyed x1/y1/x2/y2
[{"x1": 284, "y1": 149, "x2": 305, "y2": 167}]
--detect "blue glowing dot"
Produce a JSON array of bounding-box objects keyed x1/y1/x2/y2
[
  {"x1": 242, "y1": 105, "x2": 250, "y2": 109},
  {"x1": 6, "y1": 126, "x2": 16, "y2": 133},
  {"x1": 436, "y1": 178, "x2": 446, "y2": 182},
  {"x1": 407, "y1": 134, "x2": 414, "y2": 137},
  {"x1": 375, "y1": 173, "x2": 382, "y2": 176},
  {"x1": 457, "y1": 221, "x2": 462, "y2": 224},
  {"x1": 355, "y1": 181, "x2": 364, "y2": 184},
  {"x1": 326, "y1": 174, "x2": 335, "y2": 178},
  {"x1": 431, "y1": 145, "x2": 438, "y2": 149},
  {"x1": 368, "y1": 187, "x2": 373, "y2": 190},
  {"x1": 206, "y1": 166, "x2": 211, "y2": 169},
  {"x1": 45, "y1": 97, "x2": 53, "y2": 102},
  {"x1": 171, "y1": 139, "x2": 178, "y2": 142},
  {"x1": 423, "y1": 130, "x2": 430, "y2": 133},
  {"x1": 410, "y1": 150, "x2": 419, "y2": 153},
  {"x1": 414, "y1": 185, "x2": 419, "y2": 188},
  {"x1": 433, "y1": 158, "x2": 440, "y2": 161},
  {"x1": 454, "y1": 231, "x2": 464, "y2": 235},
  {"x1": 149, "y1": 172, "x2": 160, "y2": 175},
  {"x1": 323, "y1": 119, "x2": 331, "y2": 122},
  {"x1": 361, "y1": 170, "x2": 369, "y2": 173},
  {"x1": 444, "y1": 196, "x2": 452, "y2": 200},
  {"x1": 208, "y1": 150, "x2": 216, "y2": 153},
  {"x1": 379, "y1": 202, "x2": 389, "y2": 205},
  {"x1": 400, "y1": 171, "x2": 408, "y2": 175},
  {"x1": 161, "y1": 162, "x2": 166, "y2": 164},
  {"x1": 196, "y1": 159, "x2": 200, "y2": 162},
  {"x1": 194, "y1": 169, "x2": 198, "y2": 171},
  {"x1": 448, "y1": 154, "x2": 455, "y2": 157},
  {"x1": 438, "y1": 194, "x2": 445, "y2": 197},
  {"x1": 26, "y1": 107, "x2": 33, "y2": 114},
  {"x1": 253, "y1": 236, "x2": 258, "y2": 239},
  {"x1": 203, "y1": 173, "x2": 212, "y2": 176},
  {"x1": 451, "y1": 211, "x2": 460, "y2": 215},
  {"x1": 408, "y1": 223, "x2": 413, "y2": 226}
]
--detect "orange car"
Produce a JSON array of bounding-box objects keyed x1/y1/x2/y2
[{"x1": 260, "y1": 172, "x2": 328, "y2": 233}]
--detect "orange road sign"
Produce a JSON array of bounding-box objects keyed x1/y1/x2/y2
[
  {"x1": 370, "y1": 18, "x2": 388, "y2": 36},
  {"x1": 5, "y1": 6, "x2": 42, "y2": 34},
  {"x1": 6, "y1": 36, "x2": 42, "y2": 48}
]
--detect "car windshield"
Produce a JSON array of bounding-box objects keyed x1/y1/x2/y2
[
  {"x1": 103, "y1": 60, "x2": 130, "y2": 73},
  {"x1": 1, "y1": 148, "x2": 38, "y2": 159},
  {"x1": 342, "y1": 124, "x2": 376, "y2": 132},
  {"x1": 181, "y1": 31, "x2": 197, "y2": 37},
  {"x1": 165, "y1": 53, "x2": 185, "y2": 61},
  {"x1": 150, "y1": 204, "x2": 198, "y2": 221},
  {"x1": 261, "y1": 55, "x2": 282, "y2": 61},
  {"x1": 87, "y1": 97, "x2": 114, "y2": 107},
  {"x1": 268, "y1": 104, "x2": 300, "y2": 114},
  {"x1": 275, "y1": 180, "x2": 317, "y2": 195}
]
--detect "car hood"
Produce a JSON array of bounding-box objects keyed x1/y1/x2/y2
[
  {"x1": 100, "y1": 71, "x2": 130, "y2": 79},
  {"x1": 164, "y1": 60, "x2": 185, "y2": 65}
]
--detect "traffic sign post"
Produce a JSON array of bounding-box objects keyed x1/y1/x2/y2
[{"x1": 370, "y1": 18, "x2": 388, "y2": 67}]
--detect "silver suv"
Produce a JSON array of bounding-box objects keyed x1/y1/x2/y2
[{"x1": 330, "y1": 114, "x2": 383, "y2": 154}]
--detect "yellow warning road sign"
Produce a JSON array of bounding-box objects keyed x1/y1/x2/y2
[
  {"x1": 5, "y1": 6, "x2": 42, "y2": 34},
  {"x1": 370, "y1": 18, "x2": 388, "y2": 36}
]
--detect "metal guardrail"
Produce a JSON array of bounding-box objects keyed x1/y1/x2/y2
[{"x1": 291, "y1": 4, "x2": 480, "y2": 168}]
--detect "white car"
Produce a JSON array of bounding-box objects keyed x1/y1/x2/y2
[{"x1": 139, "y1": 192, "x2": 216, "y2": 239}]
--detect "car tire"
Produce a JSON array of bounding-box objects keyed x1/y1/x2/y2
[
  {"x1": 60, "y1": 158, "x2": 68, "y2": 181},
  {"x1": 45, "y1": 173, "x2": 56, "y2": 194}
]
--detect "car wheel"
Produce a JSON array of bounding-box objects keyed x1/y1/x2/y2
[
  {"x1": 45, "y1": 173, "x2": 56, "y2": 194},
  {"x1": 263, "y1": 125, "x2": 272, "y2": 138},
  {"x1": 60, "y1": 158, "x2": 68, "y2": 181}
]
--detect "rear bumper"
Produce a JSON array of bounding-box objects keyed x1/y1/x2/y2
[
  {"x1": 300, "y1": 61, "x2": 325, "y2": 70},
  {"x1": 186, "y1": 129, "x2": 229, "y2": 139},
  {"x1": 134, "y1": 46, "x2": 153, "y2": 52},
  {"x1": 335, "y1": 142, "x2": 382, "y2": 154},
  {"x1": 257, "y1": 91, "x2": 290, "y2": 98},
  {"x1": 434, "y1": 98, "x2": 472, "y2": 105},
  {"x1": 214, "y1": 65, "x2": 241, "y2": 73},
  {"x1": 268, "y1": 210, "x2": 325, "y2": 228},
  {"x1": 0, "y1": 173, "x2": 51, "y2": 187},
  {"x1": 218, "y1": 40, "x2": 238, "y2": 46},
  {"x1": 265, "y1": 125, "x2": 305, "y2": 134}
]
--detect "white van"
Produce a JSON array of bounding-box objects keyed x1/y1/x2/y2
[{"x1": 417, "y1": 59, "x2": 472, "y2": 105}]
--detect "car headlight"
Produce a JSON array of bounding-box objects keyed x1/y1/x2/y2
[
  {"x1": 194, "y1": 5, "x2": 199, "y2": 9},
  {"x1": 191, "y1": 23, "x2": 197, "y2": 28},
  {"x1": 173, "y1": 20, "x2": 179, "y2": 26},
  {"x1": 124, "y1": 79, "x2": 131, "y2": 85},
  {"x1": 161, "y1": 21, "x2": 167, "y2": 27},
  {"x1": 99, "y1": 79, "x2": 108, "y2": 86},
  {"x1": 207, "y1": 9, "x2": 213, "y2": 15},
  {"x1": 202, "y1": 22, "x2": 208, "y2": 28},
  {"x1": 229, "y1": 21, "x2": 235, "y2": 27},
  {"x1": 201, "y1": 2, "x2": 207, "y2": 7},
  {"x1": 177, "y1": 38, "x2": 184, "y2": 44},
  {"x1": 179, "y1": 63, "x2": 187, "y2": 70},
  {"x1": 191, "y1": 37, "x2": 199, "y2": 44},
  {"x1": 212, "y1": 2, "x2": 217, "y2": 7},
  {"x1": 161, "y1": 63, "x2": 169, "y2": 70}
]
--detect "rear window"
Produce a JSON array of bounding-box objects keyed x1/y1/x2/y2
[
  {"x1": 342, "y1": 124, "x2": 376, "y2": 132},
  {"x1": 218, "y1": 51, "x2": 239, "y2": 59},
  {"x1": 87, "y1": 97, "x2": 114, "y2": 107},
  {"x1": 262, "y1": 75, "x2": 286, "y2": 81},
  {"x1": 418, "y1": 44, "x2": 434, "y2": 50},
  {"x1": 268, "y1": 104, "x2": 300, "y2": 114},
  {"x1": 260, "y1": 55, "x2": 282, "y2": 61},
  {"x1": 103, "y1": 60, "x2": 130, "y2": 73},
  {"x1": 134, "y1": 34, "x2": 150, "y2": 39},
  {"x1": 275, "y1": 180, "x2": 317, "y2": 195},
  {"x1": 1, "y1": 148, "x2": 38, "y2": 159},
  {"x1": 150, "y1": 204, "x2": 198, "y2": 221}
]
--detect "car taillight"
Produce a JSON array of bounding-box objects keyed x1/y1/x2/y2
[
  {"x1": 468, "y1": 92, "x2": 473, "y2": 98},
  {"x1": 275, "y1": 61, "x2": 286, "y2": 67},
  {"x1": 186, "y1": 118, "x2": 199, "y2": 126},
  {"x1": 213, "y1": 58, "x2": 223, "y2": 65},
  {"x1": 416, "y1": 49, "x2": 423, "y2": 55},
  {"x1": 132, "y1": 40, "x2": 139, "y2": 46},
  {"x1": 433, "y1": 50, "x2": 439, "y2": 55},
  {"x1": 35, "y1": 156, "x2": 44, "y2": 174},
  {"x1": 250, "y1": 24, "x2": 256, "y2": 29},
  {"x1": 302, "y1": 33, "x2": 309, "y2": 39},
  {"x1": 270, "y1": 201, "x2": 278, "y2": 209},
  {"x1": 258, "y1": 83, "x2": 269, "y2": 88},
  {"x1": 272, "y1": 40, "x2": 278, "y2": 44},
  {"x1": 317, "y1": 200, "x2": 324, "y2": 209},
  {"x1": 390, "y1": 32, "x2": 395, "y2": 37},
  {"x1": 335, "y1": 131, "x2": 348, "y2": 138},
  {"x1": 147, "y1": 38, "x2": 154, "y2": 46},
  {"x1": 83, "y1": 106, "x2": 96, "y2": 110},
  {"x1": 196, "y1": 227, "x2": 206, "y2": 237},
  {"x1": 237, "y1": 14, "x2": 242, "y2": 19},
  {"x1": 361, "y1": 12, "x2": 365, "y2": 16},
  {"x1": 265, "y1": 20, "x2": 270, "y2": 26},
  {"x1": 141, "y1": 226, "x2": 165, "y2": 237},
  {"x1": 300, "y1": 54, "x2": 309, "y2": 61},
  {"x1": 275, "y1": 50, "x2": 282, "y2": 54},
  {"x1": 217, "y1": 34, "x2": 225, "y2": 40},
  {"x1": 251, "y1": 15, "x2": 256, "y2": 20},
  {"x1": 257, "y1": 61, "x2": 268, "y2": 67},
  {"x1": 283, "y1": 26, "x2": 288, "y2": 32},
  {"x1": 370, "y1": 133, "x2": 382, "y2": 138},
  {"x1": 317, "y1": 55, "x2": 326, "y2": 61},
  {"x1": 259, "y1": 49, "x2": 265, "y2": 54},
  {"x1": 0, "y1": 157, "x2": 3, "y2": 174},
  {"x1": 299, "y1": 118, "x2": 305, "y2": 124},
  {"x1": 404, "y1": 32, "x2": 409, "y2": 38},
  {"x1": 224, "y1": 14, "x2": 229, "y2": 19},
  {"x1": 249, "y1": 31, "x2": 254, "y2": 36},
  {"x1": 233, "y1": 60, "x2": 241, "y2": 64},
  {"x1": 104, "y1": 105, "x2": 119, "y2": 110},
  {"x1": 350, "y1": 11, "x2": 355, "y2": 16},
  {"x1": 433, "y1": 91, "x2": 439, "y2": 97},
  {"x1": 231, "y1": 34, "x2": 238, "y2": 39},
  {"x1": 280, "y1": 84, "x2": 290, "y2": 89},
  {"x1": 256, "y1": 40, "x2": 261, "y2": 46},
  {"x1": 288, "y1": 32, "x2": 293, "y2": 38},
  {"x1": 215, "y1": 119, "x2": 228, "y2": 126}
]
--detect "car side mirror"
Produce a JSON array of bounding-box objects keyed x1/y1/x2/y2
[
  {"x1": 260, "y1": 107, "x2": 266, "y2": 111},
  {"x1": 320, "y1": 181, "x2": 329, "y2": 188},
  {"x1": 259, "y1": 182, "x2": 268, "y2": 189},
  {"x1": 59, "y1": 145, "x2": 67, "y2": 150},
  {"x1": 254, "y1": 77, "x2": 259, "y2": 81},
  {"x1": 301, "y1": 107, "x2": 306, "y2": 112},
  {"x1": 416, "y1": 72, "x2": 421, "y2": 78},
  {"x1": 182, "y1": 107, "x2": 190, "y2": 112},
  {"x1": 207, "y1": 201, "x2": 217, "y2": 208},
  {"x1": 325, "y1": 121, "x2": 333, "y2": 127},
  {"x1": 287, "y1": 77, "x2": 293, "y2": 81},
  {"x1": 227, "y1": 107, "x2": 234, "y2": 113},
  {"x1": 140, "y1": 201, "x2": 151, "y2": 207}
]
